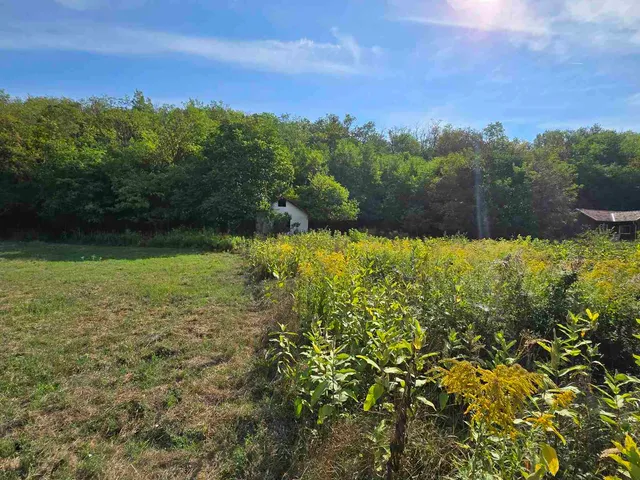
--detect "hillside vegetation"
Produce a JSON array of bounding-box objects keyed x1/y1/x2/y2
[
  {"x1": 250, "y1": 232, "x2": 640, "y2": 479},
  {"x1": 2, "y1": 91, "x2": 639, "y2": 238}
]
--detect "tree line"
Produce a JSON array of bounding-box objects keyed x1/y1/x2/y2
[{"x1": 1, "y1": 90, "x2": 639, "y2": 238}]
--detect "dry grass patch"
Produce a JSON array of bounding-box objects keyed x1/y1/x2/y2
[{"x1": 0, "y1": 242, "x2": 285, "y2": 479}]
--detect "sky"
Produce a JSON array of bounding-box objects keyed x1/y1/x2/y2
[{"x1": 2, "y1": 0, "x2": 640, "y2": 139}]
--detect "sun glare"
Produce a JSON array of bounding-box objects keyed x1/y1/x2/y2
[
  {"x1": 448, "y1": 0, "x2": 500, "y2": 9},
  {"x1": 447, "y1": 0, "x2": 503, "y2": 29}
]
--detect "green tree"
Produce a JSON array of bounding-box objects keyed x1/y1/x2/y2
[
  {"x1": 426, "y1": 151, "x2": 477, "y2": 236},
  {"x1": 528, "y1": 145, "x2": 579, "y2": 238},
  {"x1": 297, "y1": 173, "x2": 359, "y2": 221},
  {"x1": 173, "y1": 115, "x2": 293, "y2": 230}
]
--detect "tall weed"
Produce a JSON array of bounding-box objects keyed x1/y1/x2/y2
[{"x1": 250, "y1": 232, "x2": 640, "y2": 479}]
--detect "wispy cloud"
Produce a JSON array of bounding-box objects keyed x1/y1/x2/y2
[
  {"x1": 395, "y1": 0, "x2": 549, "y2": 36},
  {"x1": 54, "y1": 0, "x2": 102, "y2": 10},
  {"x1": 331, "y1": 28, "x2": 363, "y2": 66},
  {"x1": 54, "y1": 0, "x2": 147, "y2": 10},
  {"x1": 561, "y1": 0, "x2": 640, "y2": 27},
  {"x1": 0, "y1": 22, "x2": 377, "y2": 75},
  {"x1": 383, "y1": 104, "x2": 492, "y2": 131},
  {"x1": 390, "y1": 0, "x2": 551, "y2": 40},
  {"x1": 628, "y1": 93, "x2": 640, "y2": 106},
  {"x1": 390, "y1": 0, "x2": 640, "y2": 55},
  {"x1": 397, "y1": 15, "x2": 546, "y2": 36},
  {"x1": 537, "y1": 114, "x2": 640, "y2": 131}
]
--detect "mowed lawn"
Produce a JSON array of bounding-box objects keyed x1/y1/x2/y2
[{"x1": 0, "y1": 242, "x2": 271, "y2": 479}]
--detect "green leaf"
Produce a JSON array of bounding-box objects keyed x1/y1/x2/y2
[
  {"x1": 415, "y1": 378, "x2": 429, "y2": 387},
  {"x1": 294, "y1": 398, "x2": 303, "y2": 418},
  {"x1": 310, "y1": 381, "x2": 328, "y2": 407},
  {"x1": 317, "y1": 404, "x2": 334, "y2": 424},
  {"x1": 438, "y1": 392, "x2": 449, "y2": 411},
  {"x1": 384, "y1": 366, "x2": 404, "y2": 375},
  {"x1": 419, "y1": 352, "x2": 439, "y2": 362},
  {"x1": 586, "y1": 308, "x2": 599, "y2": 322},
  {"x1": 537, "y1": 341, "x2": 552, "y2": 353},
  {"x1": 364, "y1": 383, "x2": 385, "y2": 411},
  {"x1": 392, "y1": 340, "x2": 413, "y2": 351},
  {"x1": 357, "y1": 355, "x2": 381, "y2": 371},
  {"x1": 416, "y1": 396, "x2": 436, "y2": 410},
  {"x1": 523, "y1": 464, "x2": 547, "y2": 480},
  {"x1": 394, "y1": 355, "x2": 407, "y2": 365},
  {"x1": 559, "y1": 365, "x2": 587, "y2": 377},
  {"x1": 608, "y1": 454, "x2": 630, "y2": 470},
  {"x1": 541, "y1": 443, "x2": 559, "y2": 476}
]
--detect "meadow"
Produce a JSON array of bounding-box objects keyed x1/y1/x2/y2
[
  {"x1": 249, "y1": 231, "x2": 640, "y2": 479},
  {"x1": 0, "y1": 242, "x2": 291, "y2": 479},
  {"x1": 1, "y1": 234, "x2": 639, "y2": 479}
]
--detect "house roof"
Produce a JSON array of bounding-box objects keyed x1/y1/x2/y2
[{"x1": 577, "y1": 209, "x2": 640, "y2": 222}]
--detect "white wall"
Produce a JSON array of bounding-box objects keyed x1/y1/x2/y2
[{"x1": 271, "y1": 200, "x2": 309, "y2": 233}]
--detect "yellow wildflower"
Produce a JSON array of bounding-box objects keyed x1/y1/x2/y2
[
  {"x1": 298, "y1": 261, "x2": 313, "y2": 278},
  {"x1": 551, "y1": 389, "x2": 576, "y2": 409},
  {"x1": 525, "y1": 412, "x2": 566, "y2": 444},
  {"x1": 442, "y1": 361, "x2": 542, "y2": 435},
  {"x1": 525, "y1": 413, "x2": 555, "y2": 430},
  {"x1": 278, "y1": 243, "x2": 294, "y2": 255},
  {"x1": 316, "y1": 251, "x2": 347, "y2": 277}
]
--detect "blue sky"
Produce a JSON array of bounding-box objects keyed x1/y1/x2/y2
[{"x1": 2, "y1": 0, "x2": 640, "y2": 139}]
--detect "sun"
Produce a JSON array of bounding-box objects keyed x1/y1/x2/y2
[
  {"x1": 448, "y1": 0, "x2": 500, "y2": 9},
  {"x1": 447, "y1": 0, "x2": 503, "y2": 27}
]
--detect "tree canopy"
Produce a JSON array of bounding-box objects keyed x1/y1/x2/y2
[{"x1": 1, "y1": 91, "x2": 638, "y2": 237}]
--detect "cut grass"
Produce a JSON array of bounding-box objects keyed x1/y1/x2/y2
[{"x1": 0, "y1": 242, "x2": 285, "y2": 479}]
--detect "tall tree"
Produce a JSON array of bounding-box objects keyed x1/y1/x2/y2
[{"x1": 297, "y1": 173, "x2": 359, "y2": 221}]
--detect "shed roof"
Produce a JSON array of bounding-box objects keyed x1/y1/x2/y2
[{"x1": 577, "y1": 209, "x2": 640, "y2": 222}]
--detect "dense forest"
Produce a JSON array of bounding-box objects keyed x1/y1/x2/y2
[{"x1": 1, "y1": 90, "x2": 639, "y2": 238}]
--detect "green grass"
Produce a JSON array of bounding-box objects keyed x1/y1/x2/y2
[{"x1": 0, "y1": 242, "x2": 281, "y2": 479}]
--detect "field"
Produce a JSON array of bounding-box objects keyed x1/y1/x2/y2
[
  {"x1": 249, "y1": 232, "x2": 640, "y2": 479},
  {"x1": 2, "y1": 235, "x2": 639, "y2": 479},
  {"x1": 0, "y1": 242, "x2": 286, "y2": 479}
]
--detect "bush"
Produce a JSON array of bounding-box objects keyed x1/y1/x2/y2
[
  {"x1": 51, "y1": 228, "x2": 247, "y2": 252},
  {"x1": 249, "y1": 232, "x2": 640, "y2": 478}
]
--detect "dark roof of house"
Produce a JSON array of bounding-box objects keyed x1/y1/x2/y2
[{"x1": 577, "y1": 209, "x2": 640, "y2": 222}]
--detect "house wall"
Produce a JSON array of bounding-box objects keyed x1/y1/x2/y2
[
  {"x1": 619, "y1": 221, "x2": 638, "y2": 240},
  {"x1": 578, "y1": 218, "x2": 638, "y2": 240},
  {"x1": 271, "y1": 201, "x2": 309, "y2": 233}
]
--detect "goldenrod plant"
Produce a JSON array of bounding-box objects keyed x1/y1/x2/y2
[{"x1": 252, "y1": 232, "x2": 640, "y2": 479}]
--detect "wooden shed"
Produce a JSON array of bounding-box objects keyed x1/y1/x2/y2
[{"x1": 577, "y1": 209, "x2": 640, "y2": 240}]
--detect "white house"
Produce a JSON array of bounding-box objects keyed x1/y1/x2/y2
[{"x1": 271, "y1": 198, "x2": 309, "y2": 233}]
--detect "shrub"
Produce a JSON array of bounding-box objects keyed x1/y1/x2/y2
[
  {"x1": 53, "y1": 228, "x2": 246, "y2": 251},
  {"x1": 250, "y1": 232, "x2": 640, "y2": 478}
]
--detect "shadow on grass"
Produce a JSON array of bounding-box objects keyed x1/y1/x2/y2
[
  {"x1": 228, "y1": 350, "x2": 303, "y2": 479},
  {"x1": 0, "y1": 241, "x2": 210, "y2": 262}
]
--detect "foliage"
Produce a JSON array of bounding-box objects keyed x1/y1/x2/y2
[
  {"x1": 296, "y1": 173, "x2": 359, "y2": 221},
  {"x1": 441, "y1": 361, "x2": 542, "y2": 435},
  {"x1": 605, "y1": 435, "x2": 640, "y2": 480},
  {"x1": 2, "y1": 92, "x2": 637, "y2": 238},
  {"x1": 55, "y1": 228, "x2": 246, "y2": 251},
  {"x1": 179, "y1": 115, "x2": 294, "y2": 230},
  {"x1": 250, "y1": 232, "x2": 640, "y2": 479}
]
